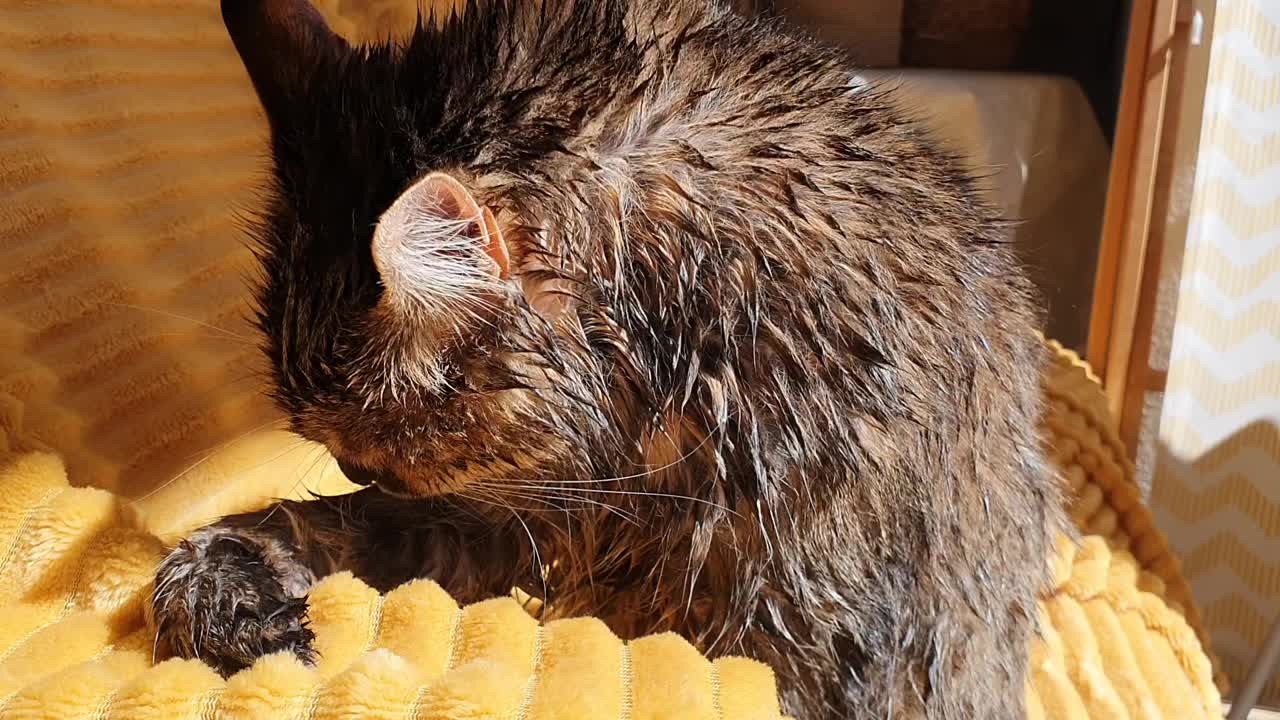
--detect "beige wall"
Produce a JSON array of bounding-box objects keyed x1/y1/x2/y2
[{"x1": 1152, "y1": 0, "x2": 1280, "y2": 705}]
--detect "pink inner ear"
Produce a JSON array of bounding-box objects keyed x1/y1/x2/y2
[
  {"x1": 416, "y1": 173, "x2": 508, "y2": 279},
  {"x1": 417, "y1": 172, "x2": 481, "y2": 227},
  {"x1": 481, "y1": 206, "x2": 510, "y2": 279},
  {"x1": 374, "y1": 172, "x2": 510, "y2": 287}
]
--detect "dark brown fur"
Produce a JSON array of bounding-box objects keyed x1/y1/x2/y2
[{"x1": 152, "y1": 1, "x2": 1067, "y2": 717}]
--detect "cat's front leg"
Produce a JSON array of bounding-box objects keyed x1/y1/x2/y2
[{"x1": 151, "y1": 490, "x2": 526, "y2": 675}]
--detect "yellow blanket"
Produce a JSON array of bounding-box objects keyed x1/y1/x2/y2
[
  {"x1": 0, "y1": 342, "x2": 1224, "y2": 719},
  {"x1": 0, "y1": 453, "x2": 788, "y2": 720}
]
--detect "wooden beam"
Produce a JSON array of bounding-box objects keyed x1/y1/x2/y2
[
  {"x1": 1118, "y1": 0, "x2": 1201, "y2": 454},
  {"x1": 1088, "y1": 0, "x2": 1156, "y2": 378},
  {"x1": 1088, "y1": 0, "x2": 1181, "y2": 427}
]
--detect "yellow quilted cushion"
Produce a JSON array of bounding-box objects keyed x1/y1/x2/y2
[
  {"x1": 0, "y1": 342, "x2": 1224, "y2": 718},
  {"x1": 1034, "y1": 342, "x2": 1225, "y2": 718}
]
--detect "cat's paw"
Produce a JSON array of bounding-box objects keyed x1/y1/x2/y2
[{"x1": 151, "y1": 528, "x2": 318, "y2": 676}]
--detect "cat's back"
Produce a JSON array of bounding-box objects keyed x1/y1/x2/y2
[
  {"x1": 452, "y1": 4, "x2": 1064, "y2": 717},
  {"x1": 565, "y1": 1, "x2": 1048, "y2": 424}
]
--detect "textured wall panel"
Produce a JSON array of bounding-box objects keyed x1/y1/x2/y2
[{"x1": 1154, "y1": 0, "x2": 1280, "y2": 705}]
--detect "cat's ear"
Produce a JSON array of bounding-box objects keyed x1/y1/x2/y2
[
  {"x1": 221, "y1": 0, "x2": 350, "y2": 122},
  {"x1": 372, "y1": 173, "x2": 511, "y2": 312}
]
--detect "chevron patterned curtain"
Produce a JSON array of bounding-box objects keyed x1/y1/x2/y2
[{"x1": 1153, "y1": 0, "x2": 1280, "y2": 706}]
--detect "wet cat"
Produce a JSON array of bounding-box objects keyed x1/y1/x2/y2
[{"x1": 152, "y1": 1, "x2": 1065, "y2": 717}]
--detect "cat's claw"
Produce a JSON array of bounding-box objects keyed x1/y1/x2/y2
[{"x1": 151, "y1": 529, "x2": 318, "y2": 676}]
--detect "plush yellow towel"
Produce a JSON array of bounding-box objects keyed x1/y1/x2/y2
[
  {"x1": 0, "y1": 341, "x2": 1224, "y2": 719},
  {"x1": 0, "y1": 451, "x2": 792, "y2": 720}
]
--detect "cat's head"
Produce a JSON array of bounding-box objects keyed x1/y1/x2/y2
[{"x1": 223, "y1": 0, "x2": 666, "y2": 497}]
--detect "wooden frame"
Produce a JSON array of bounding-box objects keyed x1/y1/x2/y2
[{"x1": 1088, "y1": 0, "x2": 1205, "y2": 455}]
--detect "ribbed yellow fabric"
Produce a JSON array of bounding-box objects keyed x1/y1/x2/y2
[{"x1": 1030, "y1": 349, "x2": 1225, "y2": 718}]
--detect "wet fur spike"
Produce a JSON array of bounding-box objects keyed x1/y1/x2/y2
[{"x1": 152, "y1": 1, "x2": 1069, "y2": 717}]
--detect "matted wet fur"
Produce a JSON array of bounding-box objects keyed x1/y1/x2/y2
[{"x1": 152, "y1": 0, "x2": 1067, "y2": 716}]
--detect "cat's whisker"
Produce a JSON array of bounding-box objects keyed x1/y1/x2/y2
[
  {"x1": 440, "y1": 489, "x2": 502, "y2": 526},
  {"x1": 258, "y1": 444, "x2": 332, "y2": 527},
  {"x1": 151, "y1": 625, "x2": 162, "y2": 665},
  {"x1": 479, "y1": 484, "x2": 641, "y2": 525},
  {"x1": 296, "y1": 443, "x2": 333, "y2": 489},
  {"x1": 503, "y1": 420, "x2": 723, "y2": 487},
  {"x1": 496, "y1": 482, "x2": 737, "y2": 516},
  {"x1": 129, "y1": 418, "x2": 290, "y2": 505},
  {"x1": 102, "y1": 302, "x2": 254, "y2": 343},
  {"x1": 150, "y1": 438, "x2": 317, "y2": 533},
  {"x1": 462, "y1": 483, "x2": 561, "y2": 514},
  {"x1": 150, "y1": 332, "x2": 255, "y2": 346},
  {"x1": 460, "y1": 487, "x2": 563, "y2": 516},
  {"x1": 468, "y1": 419, "x2": 727, "y2": 516},
  {"x1": 482, "y1": 490, "x2": 549, "y2": 608}
]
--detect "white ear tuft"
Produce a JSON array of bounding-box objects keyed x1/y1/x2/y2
[{"x1": 372, "y1": 173, "x2": 509, "y2": 316}]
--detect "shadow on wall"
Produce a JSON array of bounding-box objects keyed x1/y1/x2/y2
[{"x1": 1151, "y1": 420, "x2": 1280, "y2": 706}]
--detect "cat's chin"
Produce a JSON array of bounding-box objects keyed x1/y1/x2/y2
[
  {"x1": 334, "y1": 458, "x2": 425, "y2": 500},
  {"x1": 334, "y1": 444, "x2": 560, "y2": 501},
  {"x1": 365, "y1": 482, "x2": 424, "y2": 501}
]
